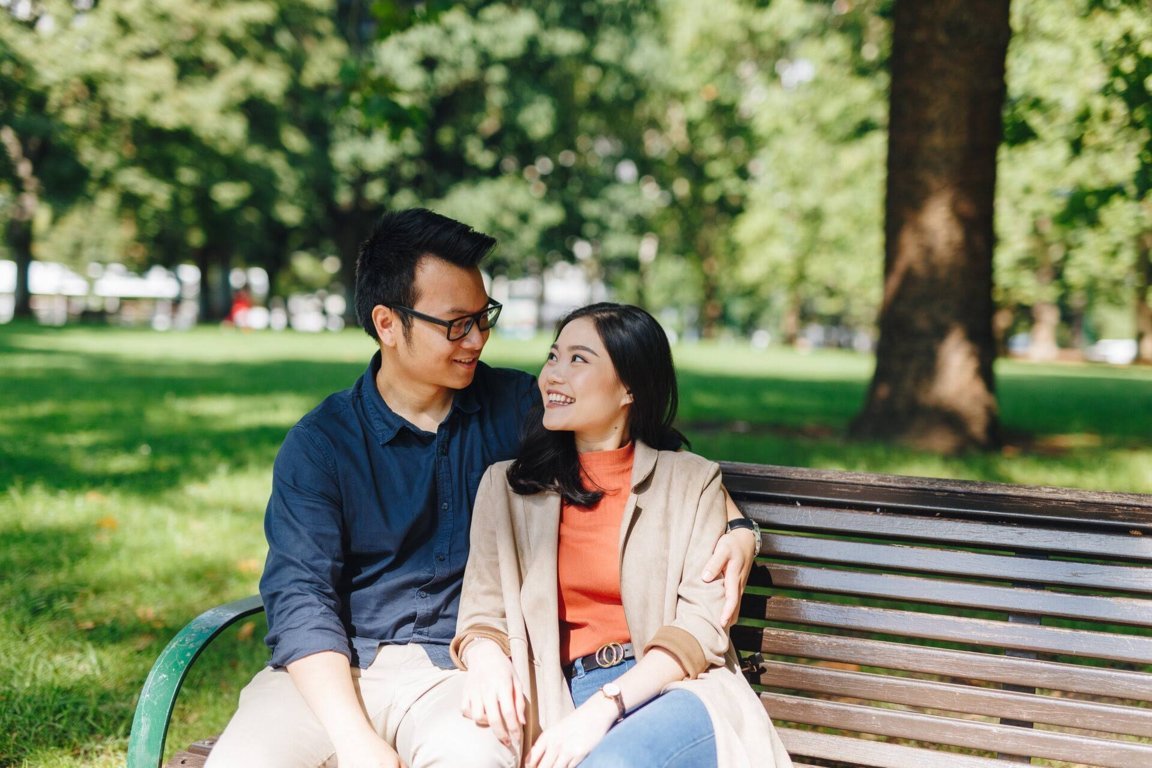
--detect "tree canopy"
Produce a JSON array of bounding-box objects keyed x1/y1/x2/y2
[{"x1": 1, "y1": 0, "x2": 1147, "y2": 365}]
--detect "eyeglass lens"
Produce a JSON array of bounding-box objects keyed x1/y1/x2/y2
[{"x1": 448, "y1": 305, "x2": 500, "y2": 340}]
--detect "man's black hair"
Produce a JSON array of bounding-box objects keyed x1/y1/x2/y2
[{"x1": 355, "y1": 208, "x2": 497, "y2": 340}]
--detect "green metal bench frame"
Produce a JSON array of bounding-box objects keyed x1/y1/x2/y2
[{"x1": 127, "y1": 595, "x2": 265, "y2": 768}]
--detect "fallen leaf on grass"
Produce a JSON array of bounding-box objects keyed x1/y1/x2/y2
[{"x1": 236, "y1": 620, "x2": 256, "y2": 641}]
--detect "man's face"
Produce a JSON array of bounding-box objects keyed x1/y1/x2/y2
[{"x1": 389, "y1": 256, "x2": 492, "y2": 392}]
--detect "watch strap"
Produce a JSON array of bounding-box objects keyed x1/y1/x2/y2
[{"x1": 726, "y1": 517, "x2": 762, "y2": 556}]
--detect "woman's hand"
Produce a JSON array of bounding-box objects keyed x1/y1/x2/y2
[
  {"x1": 460, "y1": 638, "x2": 526, "y2": 750},
  {"x1": 524, "y1": 694, "x2": 618, "y2": 768}
]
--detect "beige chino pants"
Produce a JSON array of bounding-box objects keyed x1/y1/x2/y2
[{"x1": 205, "y1": 644, "x2": 517, "y2": 768}]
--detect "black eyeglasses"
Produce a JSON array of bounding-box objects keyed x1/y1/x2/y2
[{"x1": 388, "y1": 299, "x2": 502, "y2": 341}]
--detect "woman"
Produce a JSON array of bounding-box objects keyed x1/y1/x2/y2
[{"x1": 450, "y1": 303, "x2": 792, "y2": 768}]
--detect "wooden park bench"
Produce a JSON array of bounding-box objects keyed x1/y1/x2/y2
[{"x1": 128, "y1": 462, "x2": 1152, "y2": 768}]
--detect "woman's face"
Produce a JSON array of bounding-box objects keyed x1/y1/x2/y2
[{"x1": 538, "y1": 316, "x2": 633, "y2": 452}]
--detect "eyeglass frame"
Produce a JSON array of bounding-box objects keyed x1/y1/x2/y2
[{"x1": 386, "y1": 299, "x2": 502, "y2": 341}]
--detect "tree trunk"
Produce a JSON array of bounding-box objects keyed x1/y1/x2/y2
[
  {"x1": 330, "y1": 198, "x2": 377, "y2": 325},
  {"x1": 850, "y1": 0, "x2": 1010, "y2": 453},
  {"x1": 6, "y1": 216, "x2": 34, "y2": 319},
  {"x1": 1028, "y1": 240, "x2": 1059, "y2": 361},
  {"x1": 1136, "y1": 229, "x2": 1152, "y2": 364},
  {"x1": 195, "y1": 245, "x2": 231, "y2": 323},
  {"x1": 1029, "y1": 303, "x2": 1060, "y2": 361},
  {"x1": 0, "y1": 125, "x2": 40, "y2": 320},
  {"x1": 696, "y1": 228, "x2": 723, "y2": 340}
]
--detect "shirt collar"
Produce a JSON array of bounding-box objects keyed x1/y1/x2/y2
[{"x1": 359, "y1": 351, "x2": 481, "y2": 444}]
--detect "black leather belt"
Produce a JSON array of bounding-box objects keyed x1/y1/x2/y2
[{"x1": 564, "y1": 642, "x2": 635, "y2": 678}]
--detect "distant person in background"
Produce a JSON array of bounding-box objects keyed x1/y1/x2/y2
[
  {"x1": 224, "y1": 287, "x2": 252, "y2": 330},
  {"x1": 205, "y1": 211, "x2": 760, "y2": 768},
  {"x1": 452, "y1": 303, "x2": 790, "y2": 768}
]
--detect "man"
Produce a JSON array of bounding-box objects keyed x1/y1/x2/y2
[{"x1": 207, "y1": 209, "x2": 757, "y2": 767}]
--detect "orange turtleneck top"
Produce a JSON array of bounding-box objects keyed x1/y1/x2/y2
[{"x1": 557, "y1": 442, "x2": 635, "y2": 665}]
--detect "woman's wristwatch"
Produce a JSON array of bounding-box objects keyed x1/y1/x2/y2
[
  {"x1": 726, "y1": 517, "x2": 762, "y2": 556},
  {"x1": 599, "y1": 682, "x2": 626, "y2": 721}
]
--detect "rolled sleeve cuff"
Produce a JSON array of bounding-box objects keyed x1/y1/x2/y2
[
  {"x1": 269, "y1": 628, "x2": 352, "y2": 669},
  {"x1": 645, "y1": 625, "x2": 708, "y2": 679},
  {"x1": 450, "y1": 626, "x2": 512, "y2": 670}
]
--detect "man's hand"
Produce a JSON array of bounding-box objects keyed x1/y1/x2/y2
[
  {"x1": 460, "y1": 638, "x2": 526, "y2": 750},
  {"x1": 702, "y1": 491, "x2": 758, "y2": 626},
  {"x1": 524, "y1": 694, "x2": 617, "y2": 768},
  {"x1": 701, "y1": 526, "x2": 756, "y2": 626},
  {"x1": 287, "y1": 650, "x2": 405, "y2": 767},
  {"x1": 333, "y1": 730, "x2": 407, "y2": 768}
]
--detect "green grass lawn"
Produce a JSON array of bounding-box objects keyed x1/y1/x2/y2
[{"x1": 1, "y1": 322, "x2": 1149, "y2": 767}]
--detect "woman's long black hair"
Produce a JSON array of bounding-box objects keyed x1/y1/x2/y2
[{"x1": 507, "y1": 303, "x2": 686, "y2": 506}]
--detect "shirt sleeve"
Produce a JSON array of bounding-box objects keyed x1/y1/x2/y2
[{"x1": 260, "y1": 424, "x2": 351, "y2": 668}]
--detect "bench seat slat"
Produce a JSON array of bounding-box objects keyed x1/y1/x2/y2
[
  {"x1": 757, "y1": 597, "x2": 1152, "y2": 664},
  {"x1": 760, "y1": 660, "x2": 1152, "y2": 736},
  {"x1": 741, "y1": 628, "x2": 1152, "y2": 700},
  {"x1": 764, "y1": 536, "x2": 1152, "y2": 593},
  {"x1": 747, "y1": 503, "x2": 1152, "y2": 561},
  {"x1": 776, "y1": 727, "x2": 1023, "y2": 768},
  {"x1": 762, "y1": 693, "x2": 1152, "y2": 768},
  {"x1": 753, "y1": 564, "x2": 1152, "y2": 626}
]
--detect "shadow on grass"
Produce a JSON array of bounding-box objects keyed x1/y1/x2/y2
[
  {"x1": 1, "y1": 340, "x2": 362, "y2": 495},
  {"x1": 0, "y1": 515, "x2": 266, "y2": 765}
]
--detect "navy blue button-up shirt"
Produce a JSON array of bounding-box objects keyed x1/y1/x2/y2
[{"x1": 260, "y1": 353, "x2": 536, "y2": 669}]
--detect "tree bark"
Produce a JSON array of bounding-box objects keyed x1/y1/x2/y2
[
  {"x1": 0, "y1": 125, "x2": 40, "y2": 320},
  {"x1": 330, "y1": 196, "x2": 378, "y2": 325},
  {"x1": 1136, "y1": 229, "x2": 1152, "y2": 364},
  {"x1": 850, "y1": 0, "x2": 1010, "y2": 453}
]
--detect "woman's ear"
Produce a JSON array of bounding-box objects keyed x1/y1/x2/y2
[{"x1": 621, "y1": 390, "x2": 634, "y2": 406}]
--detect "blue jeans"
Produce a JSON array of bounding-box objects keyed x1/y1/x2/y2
[{"x1": 567, "y1": 658, "x2": 717, "y2": 768}]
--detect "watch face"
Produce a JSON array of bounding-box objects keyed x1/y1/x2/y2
[{"x1": 602, "y1": 683, "x2": 621, "y2": 697}]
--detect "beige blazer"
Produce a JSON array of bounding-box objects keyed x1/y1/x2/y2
[{"x1": 452, "y1": 441, "x2": 792, "y2": 767}]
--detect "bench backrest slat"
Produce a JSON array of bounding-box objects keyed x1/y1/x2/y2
[
  {"x1": 756, "y1": 563, "x2": 1151, "y2": 625},
  {"x1": 761, "y1": 660, "x2": 1152, "y2": 737},
  {"x1": 764, "y1": 535, "x2": 1152, "y2": 592},
  {"x1": 749, "y1": 503, "x2": 1152, "y2": 561},
  {"x1": 751, "y1": 628, "x2": 1152, "y2": 700},
  {"x1": 763, "y1": 692, "x2": 1152, "y2": 768},
  {"x1": 721, "y1": 461, "x2": 1152, "y2": 528},
  {"x1": 755, "y1": 595, "x2": 1152, "y2": 663}
]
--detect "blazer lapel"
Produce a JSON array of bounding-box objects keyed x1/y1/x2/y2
[
  {"x1": 519, "y1": 490, "x2": 562, "y2": 659},
  {"x1": 619, "y1": 441, "x2": 660, "y2": 554}
]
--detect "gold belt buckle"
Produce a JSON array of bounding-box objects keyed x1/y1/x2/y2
[{"x1": 594, "y1": 642, "x2": 626, "y2": 668}]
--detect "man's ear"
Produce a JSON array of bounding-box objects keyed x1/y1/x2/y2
[{"x1": 372, "y1": 305, "x2": 399, "y2": 348}]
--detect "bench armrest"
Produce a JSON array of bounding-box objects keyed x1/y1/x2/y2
[{"x1": 127, "y1": 594, "x2": 265, "y2": 768}]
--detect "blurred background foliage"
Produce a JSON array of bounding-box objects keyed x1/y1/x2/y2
[{"x1": 1, "y1": 0, "x2": 1150, "y2": 350}]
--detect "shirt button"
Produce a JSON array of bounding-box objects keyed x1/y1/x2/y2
[
  {"x1": 436, "y1": 554, "x2": 446, "y2": 562},
  {"x1": 418, "y1": 590, "x2": 428, "y2": 598},
  {"x1": 441, "y1": 502, "x2": 448, "y2": 510}
]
